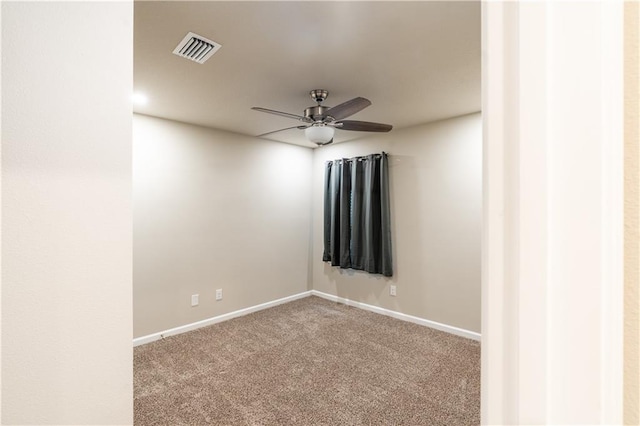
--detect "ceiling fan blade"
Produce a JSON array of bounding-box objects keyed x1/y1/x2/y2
[
  {"x1": 324, "y1": 97, "x2": 371, "y2": 121},
  {"x1": 257, "y1": 125, "x2": 309, "y2": 138},
  {"x1": 335, "y1": 120, "x2": 393, "y2": 132},
  {"x1": 251, "y1": 107, "x2": 312, "y2": 122}
]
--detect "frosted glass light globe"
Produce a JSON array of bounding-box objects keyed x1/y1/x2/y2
[{"x1": 305, "y1": 125, "x2": 335, "y2": 144}]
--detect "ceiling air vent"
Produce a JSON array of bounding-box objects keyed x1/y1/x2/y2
[{"x1": 172, "y1": 32, "x2": 221, "y2": 64}]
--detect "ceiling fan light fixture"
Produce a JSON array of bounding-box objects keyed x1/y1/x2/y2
[
  {"x1": 252, "y1": 89, "x2": 392, "y2": 145},
  {"x1": 305, "y1": 125, "x2": 335, "y2": 144}
]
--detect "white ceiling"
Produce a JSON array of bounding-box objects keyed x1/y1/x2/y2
[{"x1": 134, "y1": 1, "x2": 480, "y2": 148}]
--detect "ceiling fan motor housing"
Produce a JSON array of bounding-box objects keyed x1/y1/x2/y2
[{"x1": 304, "y1": 105, "x2": 330, "y2": 121}]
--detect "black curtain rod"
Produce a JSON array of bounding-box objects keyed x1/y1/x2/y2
[{"x1": 326, "y1": 152, "x2": 388, "y2": 164}]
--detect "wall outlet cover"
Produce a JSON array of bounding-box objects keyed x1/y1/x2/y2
[
  {"x1": 215, "y1": 289, "x2": 223, "y2": 301},
  {"x1": 390, "y1": 285, "x2": 397, "y2": 296}
]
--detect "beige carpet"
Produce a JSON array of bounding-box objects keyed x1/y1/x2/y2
[{"x1": 134, "y1": 296, "x2": 480, "y2": 425}]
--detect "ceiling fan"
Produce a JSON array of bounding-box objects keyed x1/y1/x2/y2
[{"x1": 251, "y1": 89, "x2": 393, "y2": 146}]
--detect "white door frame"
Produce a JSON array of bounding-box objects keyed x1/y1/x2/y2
[{"x1": 481, "y1": 1, "x2": 624, "y2": 424}]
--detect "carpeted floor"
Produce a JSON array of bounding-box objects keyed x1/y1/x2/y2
[{"x1": 134, "y1": 296, "x2": 480, "y2": 425}]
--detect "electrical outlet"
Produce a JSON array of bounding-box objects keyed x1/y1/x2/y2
[
  {"x1": 390, "y1": 285, "x2": 397, "y2": 296},
  {"x1": 215, "y1": 289, "x2": 223, "y2": 301},
  {"x1": 191, "y1": 294, "x2": 199, "y2": 306}
]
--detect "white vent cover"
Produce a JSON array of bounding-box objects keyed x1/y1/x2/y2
[{"x1": 172, "y1": 32, "x2": 221, "y2": 64}]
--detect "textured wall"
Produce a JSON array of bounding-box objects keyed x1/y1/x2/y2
[
  {"x1": 625, "y1": 2, "x2": 640, "y2": 424},
  {"x1": 1, "y1": 2, "x2": 133, "y2": 424},
  {"x1": 133, "y1": 115, "x2": 313, "y2": 338},
  {"x1": 311, "y1": 113, "x2": 482, "y2": 333}
]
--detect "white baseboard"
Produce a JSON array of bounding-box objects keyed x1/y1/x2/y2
[
  {"x1": 133, "y1": 291, "x2": 312, "y2": 347},
  {"x1": 133, "y1": 289, "x2": 481, "y2": 347},
  {"x1": 310, "y1": 290, "x2": 481, "y2": 341}
]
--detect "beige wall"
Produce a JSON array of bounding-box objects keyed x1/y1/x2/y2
[
  {"x1": 625, "y1": 2, "x2": 640, "y2": 424},
  {"x1": 311, "y1": 113, "x2": 482, "y2": 333},
  {"x1": 133, "y1": 114, "x2": 313, "y2": 338},
  {"x1": 1, "y1": 2, "x2": 133, "y2": 424},
  {"x1": 134, "y1": 113, "x2": 481, "y2": 337}
]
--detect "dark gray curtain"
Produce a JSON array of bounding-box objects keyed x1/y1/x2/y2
[{"x1": 323, "y1": 152, "x2": 392, "y2": 277}]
